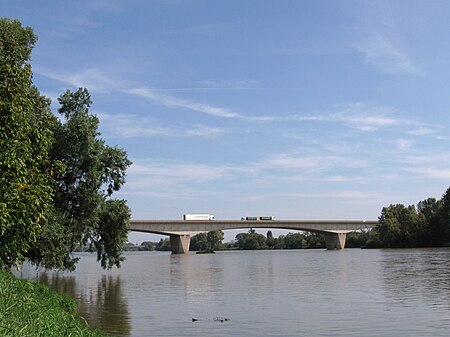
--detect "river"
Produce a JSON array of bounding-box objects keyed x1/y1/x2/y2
[{"x1": 17, "y1": 248, "x2": 450, "y2": 336}]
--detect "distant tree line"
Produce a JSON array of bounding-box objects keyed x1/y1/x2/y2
[{"x1": 233, "y1": 230, "x2": 326, "y2": 249}]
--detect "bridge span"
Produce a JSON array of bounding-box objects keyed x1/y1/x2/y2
[{"x1": 129, "y1": 219, "x2": 378, "y2": 254}]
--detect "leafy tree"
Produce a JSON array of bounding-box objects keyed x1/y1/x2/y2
[
  {"x1": 139, "y1": 241, "x2": 157, "y2": 251},
  {"x1": 346, "y1": 231, "x2": 369, "y2": 248},
  {"x1": 235, "y1": 230, "x2": 267, "y2": 250},
  {"x1": 0, "y1": 19, "x2": 55, "y2": 269},
  {"x1": 27, "y1": 88, "x2": 132, "y2": 270},
  {"x1": 284, "y1": 232, "x2": 307, "y2": 249},
  {"x1": 190, "y1": 232, "x2": 209, "y2": 251},
  {"x1": 437, "y1": 187, "x2": 450, "y2": 245},
  {"x1": 155, "y1": 238, "x2": 171, "y2": 251},
  {"x1": 273, "y1": 235, "x2": 286, "y2": 249},
  {"x1": 304, "y1": 232, "x2": 325, "y2": 248},
  {"x1": 378, "y1": 203, "x2": 429, "y2": 248},
  {"x1": 190, "y1": 230, "x2": 224, "y2": 251},
  {"x1": 207, "y1": 230, "x2": 224, "y2": 250},
  {"x1": 266, "y1": 230, "x2": 275, "y2": 248},
  {"x1": 417, "y1": 198, "x2": 441, "y2": 245}
]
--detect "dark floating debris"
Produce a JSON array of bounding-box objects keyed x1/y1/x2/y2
[{"x1": 192, "y1": 317, "x2": 231, "y2": 323}]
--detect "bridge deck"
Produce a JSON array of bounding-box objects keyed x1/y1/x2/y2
[{"x1": 129, "y1": 219, "x2": 378, "y2": 235}]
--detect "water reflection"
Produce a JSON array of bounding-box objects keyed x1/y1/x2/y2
[
  {"x1": 16, "y1": 249, "x2": 450, "y2": 337},
  {"x1": 22, "y1": 269, "x2": 131, "y2": 336}
]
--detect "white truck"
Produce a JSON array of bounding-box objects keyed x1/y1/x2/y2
[{"x1": 183, "y1": 214, "x2": 215, "y2": 221}]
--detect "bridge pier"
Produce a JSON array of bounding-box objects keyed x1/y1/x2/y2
[
  {"x1": 170, "y1": 234, "x2": 191, "y2": 254},
  {"x1": 324, "y1": 232, "x2": 346, "y2": 250}
]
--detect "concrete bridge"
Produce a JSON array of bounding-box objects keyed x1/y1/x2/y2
[{"x1": 129, "y1": 219, "x2": 378, "y2": 254}]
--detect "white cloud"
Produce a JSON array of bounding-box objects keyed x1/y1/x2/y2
[
  {"x1": 264, "y1": 155, "x2": 319, "y2": 170},
  {"x1": 97, "y1": 112, "x2": 223, "y2": 138},
  {"x1": 394, "y1": 138, "x2": 414, "y2": 151},
  {"x1": 406, "y1": 127, "x2": 436, "y2": 136},
  {"x1": 356, "y1": 35, "x2": 422, "y2": 75},
  {"x1": 406, "y1": 168, "x2": 450, "y2": 180},
  {"x1": 35, "y1": 66, "x2": 122, "y2": 93},
  {"x1": 292, "y1": 102, "x2": 400, "y2": 132},
  {"x1": 126, "y1": 87, "x2": 274, "y2": 121},
  {"x1": 128, "y1": 162, "x2": 233, "y2": 184}
]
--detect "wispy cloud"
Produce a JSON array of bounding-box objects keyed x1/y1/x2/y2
[
  {"x1": 293, "y1": 102, "x2": 400, "y2": 131},
  {"x1": 97, "y1": 112, "x2": 223, "y2": 138},
  {"x1": 356, "y1": 35, "x2": 422, "y2": 75},
  {"x1": 262, "y1": 153, "x2": 368, "y2": 172},
  {"x1": 394, "y1": 138, "x2": 414, "y2": 151},
  {"x1": 125, "y1": 87, "x2": 274, "y2": 121},
  {"x1": 34, "y1": 66, "x2": 122, "y2": 93},
  {"x1": 406, "y1": 127, "x2": 436, "y2": 137},
  {"x1": 350, "y1": 2, "x2": 423, "y2": 76},
  {"x1": 405, "y1": 168, "x2": 450, "y2": 180},
  {"x1": 127, "y1": 162, "x2": 238, "y2": 185}
]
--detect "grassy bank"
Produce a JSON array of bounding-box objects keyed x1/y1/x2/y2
[{"x1": 0, "y1": 270, "x2": 105, "y2": 336}]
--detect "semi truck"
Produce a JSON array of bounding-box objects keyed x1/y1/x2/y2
[
  {"x1": 183, "y1": 214, "x2": 215, "y2": 221},
  {"x1": 241, "y1": 216, "x2": 275, "y2": 221}
]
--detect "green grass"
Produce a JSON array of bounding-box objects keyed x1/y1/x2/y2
[{"x1": 0, "y1": 270, "x2": 106, "y2": 336}]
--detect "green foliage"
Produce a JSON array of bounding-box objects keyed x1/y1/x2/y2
[
  {"x1": 27, "y1": 88, "x2": 132, "y2": 270},
  {"x1": 266, "y1": 230, "x2": 275, "y2": 248},
  {"x1": 139, "y1": 241, "x2": 157, "y2": 251},
  {"x1": 93, "y1": 199, "x2": 131, "y2": 269},
  {"x1": 284, "y1": 233, "x2": 307, "y2": 249},
  {"x1": 234, "y1": 230, "x2": 325, "y2": 250},
  {"x1": 235, "y1": 230, "x2": 268, "y2": 250},
  {"x1": 374, "y1": 186, "x2": 450, "y2": 248},
  {"x1": 0, "y1": 18, "x2": 55, "y2": 269},
  {"x1": 378, "y1": 204, "x2": 423, "y2": 247},
  {"x1": 190, "y1": 230, "x2": 224, "y2": 251},
  {"x1": 155, "y1": 238, "x2": 171, "y2": 251},
  {"x1": 0, "y1": 270, "x2": 105, "y2": 336},
  {"x1": 190, "y1": 232, "x2": 208, "y2": 251}
]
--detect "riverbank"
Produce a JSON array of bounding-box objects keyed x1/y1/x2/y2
[{"x1": 0, "y1": 270, "x2": 105, "y2": 336}]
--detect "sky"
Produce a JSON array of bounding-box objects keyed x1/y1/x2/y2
[{"x1": 3, "y1": 0, "x2": 450, "y2": 243}]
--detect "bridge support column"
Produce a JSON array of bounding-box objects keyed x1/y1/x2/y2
[
  {"x1": 324, "y1": 232, "x2": 346, "y2": 250},
  {"x1": 170, "y1": 234, "x2": 191, "y2": 254}
]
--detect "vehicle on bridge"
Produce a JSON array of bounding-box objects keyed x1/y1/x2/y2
[
  {"x1": 241, "y1": 216, "x2": 276, "y2": 221},
  {"x1": 183, "y1": 214, "x2": 215, "y2": 221}
]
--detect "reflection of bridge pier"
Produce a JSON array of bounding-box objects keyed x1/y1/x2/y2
[{"x1": 130, "y1": 219, "x2": 378, "y2": 254}]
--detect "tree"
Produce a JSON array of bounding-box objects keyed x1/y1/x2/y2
[
  {"x1": 235, "y1": 230, "x2": 267, "y2": 250},
  {"x1": 190, "y1": 230, "x2": 224, "y2": 251},
  {"x1": 27, "y1": 88, "x2": 132, "y2": 270},
  {"x1": 207, "y1": 230, "x2": 224, "y2": 250},
  {"x1": 0, "y1": 19, "x2": 55, "y2": 269},
  {"x1": 304, "y1": 232, "x2": 325, "y2": 248},
  {"x1": 284, "y1": 232, "x2": 307, "y2": 249},
  {"x1": 155, "y1": 238, "x2": 171, "y2": 251},
  {"x1": 190, "y1": 232, "x2": 208, "y2": 251},
  {"x1": 266, "y1": 230, "x2": 275, "y2": 248},
  {"x1": 437, "y1": 187, "x2": 450, "y2": 245},
  {"x1": 377, "y1": 204, "x2": 425, "y2": 248}
]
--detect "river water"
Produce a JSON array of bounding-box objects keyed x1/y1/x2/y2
[{"x1": 17, "y1": 248, "x2": 450, "y2": 336}]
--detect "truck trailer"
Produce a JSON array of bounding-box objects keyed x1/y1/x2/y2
[
  {"x1": 241, "y1": 216, "x2": 275, "y2": 221},
  {"x1": 183, "y1": 214, "x2": 215, "y2": 221}
]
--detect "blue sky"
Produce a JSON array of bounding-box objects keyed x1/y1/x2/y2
[{"x1": 4, "y1": 0, "x2": 450, "y2": 242}]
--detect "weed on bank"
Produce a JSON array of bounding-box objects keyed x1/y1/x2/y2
[{"x1": 0, "y1": 270, "x2": 106, "y2": 336}]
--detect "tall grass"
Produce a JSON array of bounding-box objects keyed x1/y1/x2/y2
[{"x1": 0, "y1": 270, "x2": 106, "y2": 336}]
